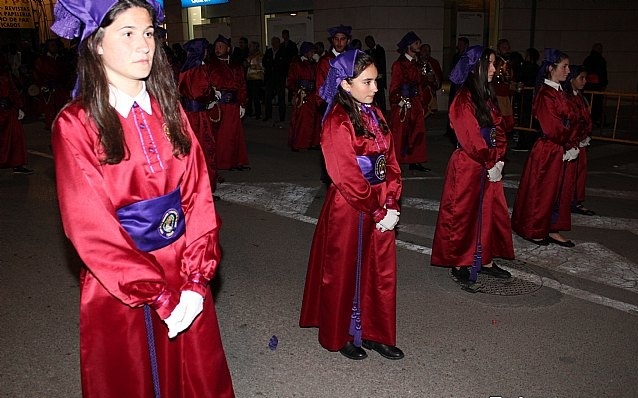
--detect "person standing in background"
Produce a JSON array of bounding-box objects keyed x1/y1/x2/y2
[
  {"x1": 431, "y1": 46, "x2": 513, "y2": 284},
  {"x1": 582, "y1": 43, "x2": 608, "y2": 127},
  {"x1": 389, "y1": 31, "x2": 429, "y2": 172},
  {"x1": 50, "y1": 0, "x2": 235, "y2": 395},
  {"x1": 287, "y1": 42, "x2": 318, "y2": 151},
  {"x1": 262, "y1": 36, "x2": 287, "y2": 123},
  {"x1": 512, "y1": 48, "x2": 580, "y2": 248},
  {"x1": 418, "y1": 43, "x2": 442, "y2": 118},
  {"x1": 281, "y1": 29, "x2": 298, "y2": 105},
  {"x1": 364, "y1": 35, "x2": 387, "y2": 113},
  {"x1": 300, "y1": 49, "x2": 404, "y2": 361},
  {"x1": 245, "y1": 41, "x2": 264, "y2": 119},
  {"x1": 563, "y1": 65, "x2": 596, "y2": 216}
]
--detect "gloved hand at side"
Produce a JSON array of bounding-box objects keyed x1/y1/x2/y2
[
  {"x1": 562, "y1": 147, "x2": 580, "y2": 161},
  {"x1": 487, "y1": 161, "x2": 504, "y2": 182},
  {"x1": 579, "y1": 136, "x2": 591, "y2": 147},
  {"x1": 376, "y1": 208, "x2": 400, "y2": 232},
  {"x1": 163, "y1": 290, "x2": 204, "y2": 338},
  {"x1": 239, "y1": 106, "x2": 246, "y2": 118}
]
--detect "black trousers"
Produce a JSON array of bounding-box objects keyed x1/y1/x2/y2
[{"x1": 264, "y1": 79, "x2": 286, "y2": 121}]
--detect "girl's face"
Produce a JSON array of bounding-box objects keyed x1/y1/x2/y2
[
  {"x1": 97, "y1": 6, "x2": 155, "y2": 95},
  {"x1": 550, "y1": 58, "x2": 570, "y2": 83},
  {"x1": 487, "y1": 53, "x2": 496, "y2": 82},
  {"x1": 571, "y1": 71, "x2": 587, "y2": 91},
  {"x1": 341, "y1": 64, "x2": 378, "y2": 104}
]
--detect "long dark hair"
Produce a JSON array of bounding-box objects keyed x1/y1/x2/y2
[
  {"x1": 465, "y1": 47, "x2": 497, "y2": 127},
  {"x1": 333, "y1": 51, "x2": 389, "y2": 137},
  {"x1": 74, "y1": 0, "x2": 190, "y2": 164}
]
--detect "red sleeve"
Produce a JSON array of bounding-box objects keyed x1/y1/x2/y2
[
  {"x1": 388, "y1": 60, "x2": 404, "y2": 105},
  {"x1": 315, "y1": 56, "x2": 330, "y2": 96},
  {"x1": 377, "y1": 110, "x2": 403, "y2": 209},
  {"x1": 321, "y1": 107, "x2": 386, "y2": 221},
  {"x1": 449, "y1": 89, "x2": 497, "y2": 169},
  {"x1": 52, "y1": 106, "x2": 179, "y2": 318},
  {"x1": 178, "y1": 65, "x2": 216, "y2": 102},
  {"x1": 287, "y1": 61, "x2": 298, "y2": 92}
]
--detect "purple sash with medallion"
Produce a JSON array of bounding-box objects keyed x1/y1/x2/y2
[
  {"x1": 116, "y1": 187, "x2": 185, "y2": 252},
  {"x1": 356, "y1": 154, "x2": 386, "y2": 185}
]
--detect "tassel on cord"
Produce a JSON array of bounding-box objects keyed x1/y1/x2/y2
[
  {"x1": 470, "y1": 169, "x2": 486, "y2": 283},
  {"x1": 349, "y1": 212, "x2": 364, "y2": 347}
]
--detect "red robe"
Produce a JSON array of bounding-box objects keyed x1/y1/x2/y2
[
  {"x1": 0, "y1": 71, "x2": 27, "y2": 167},
  {"x1": 431, "y1": 89, "x2": 514, "y2": 266},
  {"x1": 567, "y1": 90, "x2": 593, "y2": 203},
  {"x1": 52, "y1": 99, "x2": 234, "y2": 398},
  {"x1": 207, "y1": 58, "x2": 249, "y2": 170},
  {"x1": 178, "y1": 64, "x2": 218, "y2": 190},
  {"x1": 389, "y1": 54, "x2": 427, "y2": 164},
  {"x1": 315, "y1": 51, "x2": 337, "y2": 140},
  {"x1": 287, "y1": 56, "x2": 318, "y2": 150},
  {"x1": 512, "y1": 84, "x2": 579, "y2": 239},
  {"x1": 300, "y1": 104, "x2": 402, "y2": 351}
]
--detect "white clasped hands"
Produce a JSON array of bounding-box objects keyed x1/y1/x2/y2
[
  {"x1": 163, "y1": 290, "x2": 204, "y2": 338},
  {"x1": 487, "y1": 161, "x2": 504, "y2": 182},
  {"x1": 562, "y1": 147, "x2": 580, "y2": 161},
  {"x1": 376, "y1": 208, "x2": 400, "y2": 232}
]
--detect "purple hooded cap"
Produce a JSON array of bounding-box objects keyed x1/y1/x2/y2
[
  {"x1": 213, "y1": 34, "x2": 231, "y2": 47},
  {"x1": 328, "y1": 24, "x2": 352, "y2": 38},
  {"x1": 397, "y1": 31, "x2": 421, "y2": 52},
  {"x1": 299, "y1": 41, "x2": 315, "y2": 56},
  {"x1": 535, "y1": 48, "x2": 568, "y2": 87},
  {"x1": 449, "y1": 45, "x2": 484, "y2": 85},
  {"x1": 319, "y1": 49, "x2": 361, "y2": 123},
  {"x1": 181, "y1": 38, "x2": 210, "y2": 72},
  {"x1": 51, "y1": 0, "x2": 165, "y2": 42}
]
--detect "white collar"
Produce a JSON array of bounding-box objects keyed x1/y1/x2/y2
[
  {"x1": 404, "y1": 53, "x2": 415, "y2": 62},
  {"x1": 301, "y1": 56, "x2": 308, "y2": 61},
  {"x1": 544, "y1": 79, "x2": 562, "y2": 91},
  {"x1": 108, "y1": 82, "x2": 152, "y2": 117},
  {"x1": 332, "y1": 48, "x2": 342, "y2": 57}
]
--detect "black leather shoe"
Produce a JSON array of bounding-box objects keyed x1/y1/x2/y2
[
  {"x1": 451, "y1": 267, "x2": 470, "y2": 281},
  {"x1": 525, "y1": 237, "x2": 550, "y2": 246},
  {"x1": 572, "y1": 204, "x2": 595, "y2": 216},
  {"x1": 547, "y1": 236, "x2": 575, "y2": 247},
  {"x1": 479, "y1": 262, "x2": 512, "y2": 279},
  {"x1": 408, "y1": 163, "x2": 431, "y2": 172},
  {"x1": 339, "y1": 342, "x2": 367, "y2": 360},
  {"x1": 362, "y1": 340, "x2": 404, "y2": 360}
]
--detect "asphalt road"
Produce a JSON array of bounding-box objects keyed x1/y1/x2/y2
[{"x1": 2, "y1": 110, "x2": 638, "y2": 397}]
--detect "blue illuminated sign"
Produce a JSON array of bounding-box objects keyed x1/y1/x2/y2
[{"x1": 181, "y1": 0, "x2": 229, "y2": 7}]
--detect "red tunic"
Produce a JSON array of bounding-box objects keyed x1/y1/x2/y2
[
  {"x1": 52, "y1": 99, "x2": 234, "y2": 398},
  {"x1": 178, "y1": 64, "x2": 218, "y2": 190},
  {"x1": 207, "y1": 58, "x2": 249, "y2": 170},
  {"x1": 431, "y1": 89, "x2": 514, "y2": 266},
  {"x1": 512, "y1": 84, "x2": 579, "y2": 239},
  {"x1": 287, "y1": 56, "x2": 318, "y2": 150},
  {"x1": 0, "y1": 71, "x2": 27, "y2": 167},
  {"x1": 389, "y1": 54, "x2": 427, "y2": 164},
  {"x1": 299, "y1": 104, "x2": 402, "y2": 351}
]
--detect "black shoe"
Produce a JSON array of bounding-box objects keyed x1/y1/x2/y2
[
  {"x1": 572, "y1": 204, "x2": 595, "y2": 216},
  {"x1": 547, "y1": 236, "x2": 575, "y2": 247},
  {"x1": 451, "y1": 267, "x2": 470, "y2": 281},
  {"x1": 362, "y1": 340, "x2": 404, "y2": 360},
  {"x1": 339, "y1": 342, "x2": 367, "y2": 360},
  {"x1": 479, "y1": 262, "x2": 512, "y2": 279},
  {"x1": 13, "y1": 166, "x2": 34, "y2": 175},
  {"x1": 408, "y1": 163, "x2": 431, "y2": 172},
  {"x1": 525, "y1": 237, "x2": 550, "y2": 246}
]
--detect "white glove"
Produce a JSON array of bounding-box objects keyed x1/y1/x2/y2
[
  {"x1": 376, "y1": 208, "x2": 400, "y2": 232},
  {"x1": 163, "y1": 290, "x2": 204, "y2": 338},
  {"x1": 239, "y1": 106, "x2": 246, "y2": 118},
  {"x1": 579, "y1": 136, "x2": 591, "y2": 147},
  {"x1": 18, "y1": 109, "x2": 25, "y2": 120},
  {"x1": 562, "y1": 147, "x2": 580, "y2": 161},
  {"x1": 214, "y1": 88, "x2": 222, "y2": 100},
  {"x1": 487, "y1": 161, "x2": 504, "y2": 182}
]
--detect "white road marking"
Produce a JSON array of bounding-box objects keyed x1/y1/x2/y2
[{"x1": 215, "y1": 182, "x2": 638, "y2": 315}]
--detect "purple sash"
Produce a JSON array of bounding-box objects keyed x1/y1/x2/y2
[
  {"x1": 480, "y1": 126, "x2": 497, "y2": 148},
  {"x1": 356, "y1": 154, "x2": 386, "y2": 185},
  {"x1": 116, "y1": 187, "x2": 185, "y2": 252}
]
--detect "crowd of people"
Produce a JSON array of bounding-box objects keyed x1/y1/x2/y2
[{"x1": 0, "y1": 0, "x2": 606, "y2": 394}]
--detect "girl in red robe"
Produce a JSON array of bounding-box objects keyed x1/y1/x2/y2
[
  {"x1": 431, "y1": 46, "x2": 514, "y2": 283},
  {"x1": 300, "y1": 50, "x2": 404, "y2": 361},
  {"x1": 512, "y1": 49, "x2": 580, "y2": 247},
  {"x1": 50, "y1": 1, "x2": 234, "y2": 396}
]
